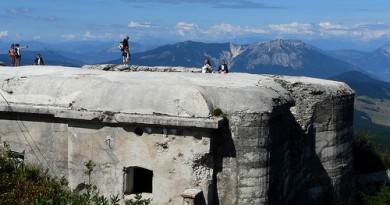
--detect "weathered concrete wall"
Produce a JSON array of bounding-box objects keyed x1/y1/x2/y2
[
  {"x1": 208, "y1": 76, "x2": 355, "y2": 205},
  {"x1": 0, "y1": 65, "x2": 355, "y2": 204},
  {"x1": 67, "y1": 124, "x2": 214, "y2": 204},
  {"x1": 0, "y1": 116, "x2": 214, "y2": 204}
]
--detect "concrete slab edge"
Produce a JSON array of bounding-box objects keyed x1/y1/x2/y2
[{"x1": 0, "y1": 103, "x2": 223, "y2": 129}]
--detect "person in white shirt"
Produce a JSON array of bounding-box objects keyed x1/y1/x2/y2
[{"x1": 202, "y1": 58, "x2": 213, "y2": 73}]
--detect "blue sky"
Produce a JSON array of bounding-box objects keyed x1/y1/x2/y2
[{"x1": 1, "y1": 0, "x2": 390, "y2": 50}]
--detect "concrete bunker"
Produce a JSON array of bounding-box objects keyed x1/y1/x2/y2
[{"x1": 0, "y1": 66, "x2": 356, "y2": 204}]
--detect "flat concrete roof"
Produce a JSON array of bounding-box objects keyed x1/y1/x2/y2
[{"x1": 0, "y1": 66, "x2": 353, "y2": 128}]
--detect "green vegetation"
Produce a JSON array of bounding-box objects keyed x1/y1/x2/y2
[
  {"x1": 125, "y1": 194, "x2": 152, "y2": 205},
  {"x1": 361, "y1": 186, "x2": 390, "y2": 205},
  {"x1": 354, "y1": 132, "x2": 390, "y2": 205},
  {"x1": 0, "y1": 143, "x2": 150, "y2": 205},
  {"x1": 353, "y1": 131, "x2": 390, "y2": 174},
  {"x1": 355, "y1": 97, "x2": 390, "y2": 127},
  {"x1": 354, "y1": 96, "x2": 390, "y2": 150},
  {"x1": 2, "y1": 129, "x2": 390, "y2": 204},
  {"x1": 213, "y1": 108, "x2": 227, "y2": 120},
  {"x1": 354, "y1": 109, "x2": 390, "y2": 150}
]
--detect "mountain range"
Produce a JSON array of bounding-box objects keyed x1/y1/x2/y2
[
  {"x1": 0, "y1": 40, "x2": 147, "y2": 66},
  {"x1": 107, "y1": 39, "x2": 362, "y2": 79},
  {"x1": 1, "y1": 39, "x2": 390, "y2": 82},
  {"x1": 328, "y1": 46, "x2": 390, "y2": 82}
]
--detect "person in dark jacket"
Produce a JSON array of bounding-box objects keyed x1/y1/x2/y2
[
  {"x1": 121, "y1": 36, "x2": 130, "y2": 65},
  {"x1": 218, "y1": 59, "x2": 229, "y2": 74},
  {"x1": 34, "y1": 54, "x2": 44, "y2": 65}
]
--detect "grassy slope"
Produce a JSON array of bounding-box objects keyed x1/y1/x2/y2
[{"x1": 354, "y1": 99, "x2": 390, "y2": 149}]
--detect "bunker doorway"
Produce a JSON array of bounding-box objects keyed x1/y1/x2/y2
[{"x1": 124, "y1": 166, "x2": 153, "y2": 195}]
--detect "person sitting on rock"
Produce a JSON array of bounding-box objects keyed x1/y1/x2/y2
[
  {"x1": 218, "y1": 59, "x2": 229, "y2": 74},
  {"x1": 34, "y1": 54, "x2": 44, "y2": 65},
  {"x1": 202, "y1": 58, "x2": 213, "y2": 73}
]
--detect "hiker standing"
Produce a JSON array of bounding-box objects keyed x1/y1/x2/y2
[
  {"x1": 218, "y1": 59, "x2": 229, "y2": 74},
  {"x1": 120, "y1": 36, "x2": 131, "y2": 65},
  {"x1": 34, "y1": 54, "x2": 44, "y2": 65},
  {"x1": 8, "y1": 44, "x2": 15, "y2": 66},
  {"x1": 202, "y1": 58, "x2": 213, "y2": 73},
  {"x1": 14, "y1": 44, "x2": 28, "y2": 67}
]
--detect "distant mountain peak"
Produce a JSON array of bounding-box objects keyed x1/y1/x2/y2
[
  {"x1": 230, "y1": 43, "x2": 246, "y2": 58},
  {"x1": 233, "y1": 39, "x2": 316, "y2": 69},
  {"x1": 103, "y1": 39, "x2": 358, "y2": 78}
]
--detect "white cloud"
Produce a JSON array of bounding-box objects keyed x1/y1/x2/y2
[
  {"x1": 268, "y1": 22, "x2": 314, "y2": 35},
  {"x1": 58, "y1": 20, "x2": 390, "y2": 45},
  {"x1": 209, "y1": 23, "x2": 266, "y2": 34},
  {"x1": 83, "y1": 31, "x2": 95, "y2": 39},
  {"x1": 244, "y1": 27, "x2": 267, "y2": 34},
  {"x1": 81, "y1": 31, "x2": 119, "y2": 40},
  {"x1": 318, "y1": 29, "x2": 349, "y2": 37},
  {"x1": 0, "y1": 31, "x2": 9, "y2": 38},
  {"x1": 7, "y1": 7, "x2": 31, "y2": 15},
  {"x1": 176, "y1": 21, "x2": 198, "y2": 36},
  {"x1": 128, "y1": 21, "x2": 154, "y2": 28},
  {"x1": 210, "y1": 23, "x2": 239, "y2": 33},
  {"x1": 351, "y1": 29, "x2": 390, "y2": 41},
  {"x1": 177, "y1": 21, "x2": 390, "y2": 43},
  {"x1": 33, "y1": 35, "x2": 41, "y2": 40},
  {"x1": 313, "y1": 22, "x2": 390, "y2": 41},
  {"x1": 353, "y1": 23, "x2": 390, "y2": 40},
  {"x1": 45, "y1": 16, "x2": 58, "y2": 21},
  {"x1": 61, "y1": 34, "x2": 76, "y2": 40},
  {"x1": 318, "y1": 22, "x2": 347, "y2": 30},
  {"x1": 169, "y1": 21, "x2": 390, "y2": 43}
]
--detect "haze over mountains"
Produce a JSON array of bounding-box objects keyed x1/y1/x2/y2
[
  {"x1": 2, "y1": 38, "x2": 389, "y2": 82},
  {"x1": 0, "y1": 40, "x2": 147, "y2": 66},
  {"x1": 328, "y1": 46, "x2": 390, "y2": 83}
]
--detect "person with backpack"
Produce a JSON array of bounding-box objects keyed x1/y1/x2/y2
[
  {"x1": 14, "y1": 44, "x2": 28, "y2": 67},
  {"x1": 120, "y1": 36, "x2": 131, "y2": 65},
  {"x1": 34, "y1": 54, "x2": 44, "y2": 65},
  {"x1": 8, "y1": 44, "x2": 15, "y2": 66}
]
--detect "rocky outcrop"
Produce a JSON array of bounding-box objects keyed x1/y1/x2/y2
[
  {"x1": 82, "y1": 64, "x2": 202, "y2": 72},
  {"x1": 0, "y1": 65, "x2": 355, "y2": 204}
]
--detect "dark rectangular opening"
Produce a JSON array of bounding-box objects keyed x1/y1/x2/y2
[{"x1": 124, "y1": 166, "x2": 153, "y2": 194}]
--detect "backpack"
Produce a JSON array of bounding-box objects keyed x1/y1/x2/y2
[
  {"x1": 13, "y1": 47, "x2": 19, "y2": 57},
  {"x1": 118, "y1": 42, "x2": 124, "y2": 51}
]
